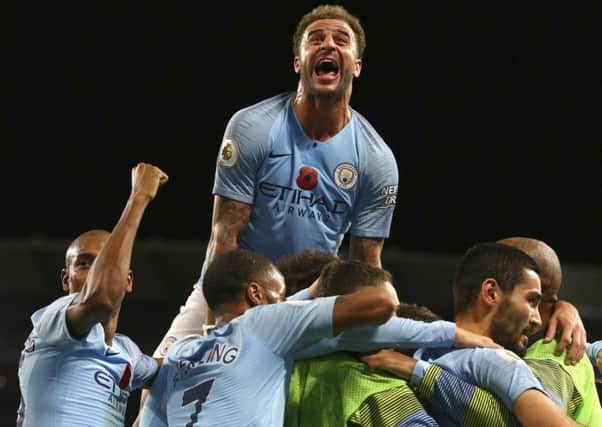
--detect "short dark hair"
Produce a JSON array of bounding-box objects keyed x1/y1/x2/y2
[
  {"x1": 275, "y1": 250, "x2": 338, "y2": 296},
  {"x1": 316, "y1": 259, "x2": 392, "y2": 297},
  {"x1": 292, "y1": 4, "x2": 367, "y2": 58},
  {"x1": 203, "y1": 249, "x2": 276, "y2": 310},
  {"x1": 453, "y1": 242, "x2": 539, "y2": 315},
  {"x1": 397, "y1": 303, "x2": 441, "y2": 322}
]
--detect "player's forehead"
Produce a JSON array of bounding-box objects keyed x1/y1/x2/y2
[
  {"x1": 304, "y1": 18, "x2": 354, "y2": 39},
  {"x1": 512, "y1": 268, "x2": 541, "y2": 297},
  {"x1": 66, "y1": 234, "x2": 108, "y2": 263}
]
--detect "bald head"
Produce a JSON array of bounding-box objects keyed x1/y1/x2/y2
[
  {"x1": 497, "y1": 237, "x2": 562, "y2": 329},
  {"x1": 497, "y1": 237, "x2": 561, "y2": 293},
  {"x1": 62, "y1": 229, "x2": 111, "y2": 294},
  {"x1": 65, "y1": 229, "x2": 110, "y2": 267}
]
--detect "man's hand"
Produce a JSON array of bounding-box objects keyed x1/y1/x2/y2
[
  {"x1": 360, "y1": 349, "x2": 416, "y2": 380},
  {"x1": 454, "y1": 327, "x2": 502, "y2": 349},
  {"x1": 544, "y1": 300, "x2": 586, "y2": 365},
  {"x1": 131, "y1": 162, "x2": 169, "y2": 202}
]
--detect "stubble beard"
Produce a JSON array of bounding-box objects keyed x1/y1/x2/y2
[{"x1": 490, "y1": 301, "x2": 528, "y2": 357}]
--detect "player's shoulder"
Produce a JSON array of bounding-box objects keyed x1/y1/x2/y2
[
  {"x1": 457, "y1": 347, "x2": 526, "y2": 369},
  {"x1": 232, "y1": 92, "x2": 292, "y2": 122},
  {"x1": 165, "y1": 334, "x2": 206, "y2": 361},
  {"x1": 478, "y1": 347, "x2": 523, "y2": 362},
  {"x1": 350, "y1": 108, "x2": 391, "y2": 149},
  {"x1": 112, "y1": 333, "x2": 144, "y2": 355},
  {"x1": 30, "y1": 294, "x2": 76, "y2": 326}
]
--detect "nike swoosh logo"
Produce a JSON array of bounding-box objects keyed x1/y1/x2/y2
[
  {"x1": 268, "y1": 152, "x2": 292, "y2": 158},
  {"x1": 105, "y1": 350, "x2": 120, "y2": 356}
]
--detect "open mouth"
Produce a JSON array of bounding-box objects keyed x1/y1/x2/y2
[{"x1": 314, "y1": 58, "x2": 339, "y2": 77}]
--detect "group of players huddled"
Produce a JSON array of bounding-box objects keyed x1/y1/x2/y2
[{"x1": 17, "y1": 4, "x2": 602, "y2": 427}]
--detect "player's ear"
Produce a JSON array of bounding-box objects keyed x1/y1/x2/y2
[
  {"x1": 353, "y1": 58, "x2": 362, "y2": 77},
  {"x1": 481, "y1": 278, "x2": 500, "y2": 307},
  {"x1": 246, "y1": 282, "x2": 265, "y2": 307},
  {"x1": 126, "y1": 269, "x2": 134, "y2": 293},
  {"x1": 60, "y1": 268, "x2": 69, "y2": 293}
]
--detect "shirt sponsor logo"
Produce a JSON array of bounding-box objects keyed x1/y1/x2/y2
[
  {"x1": 94, "y1": 370, "x2": 130, "y2": 414},
  {"x1": 259, "y1": 182, "x2": 348, "y2": 214},
  {"x1": 259, "y1": 181, "x2": 349, "y2": 223},
  {"x1": 333, "y1": 163, "x2": 358, "y2": 190},
  {"x1": 218, "y1": 138, "x2": 239, "y2": 168}
]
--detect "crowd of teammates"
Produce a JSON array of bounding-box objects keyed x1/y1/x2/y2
[{"x1": 16, "y1": 3, "x2": 602, "y2": 427}]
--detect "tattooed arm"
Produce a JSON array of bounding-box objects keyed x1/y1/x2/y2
[
  {"x1": 349, "y1": 236, "x2": 384, "y2": 268},
  {"x1": 204, "y1": 195, "x2": 252, "y2": 266},
  {"x1": 138, "y1": 196, "x2": 252, "y2": 423}
]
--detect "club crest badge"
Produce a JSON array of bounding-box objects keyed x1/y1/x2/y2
[
  {"x1": 160, "y1": 336, "x2": 178, "y2": 356},
  {"x1": 334, "y1": 163, "x2": 358, "y2": 189},
  {"x1": 218, "y1": 138, "x2": 239, "y2": 168}
]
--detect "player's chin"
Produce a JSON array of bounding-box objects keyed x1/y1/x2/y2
[
  {"x1": 514, "y1": 336, "x2": 529, "y2": 357},
  {"x1": 310, "y1": 82, "x2": 345, "y2": 100}
]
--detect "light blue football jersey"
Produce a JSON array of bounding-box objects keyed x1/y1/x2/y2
[
  {"x1": 140, "y1": 297, "x2": 336, "y2": 427},
  {"x1": 212, "y1": 93, "x2": 399, "y2": 262},
  {"x1": 18, "y1": 294, "x2": 158, "y2": 427},
  {"x1": 141, "y1": 299, "x2": 458, "y2": 427},
  {"x1": 413, "y1": 347, "x2": 561, "y2": 411},
  {"x1": 295, "y1": 319, "x2": 456, "y2": 359}
]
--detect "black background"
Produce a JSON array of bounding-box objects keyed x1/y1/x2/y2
[{"x1": 4, "y1": 2, "x2": 601, "y2": 263}]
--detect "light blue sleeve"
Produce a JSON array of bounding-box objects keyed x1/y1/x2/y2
[
  {"x1": 286, "y1": 287, "x2": 312, "y2": 301},
  {"x1": 409, "y1": 360, "x2": 519, "y2": 426},
  {"x1": 429, "y1": 348, "x2": 548, "y2": 410},
  {"x1": 140, "y1": 362, "x2": 170, "y2": 427},
  {"x1": 131, "y1": 352, "x2": 159, "y2": 390},
  {"x1": 295, "y1": 318, "x2": 456, "y2": 359},
  {"x1": 349, "y1": 137, "x2": 398, "y2": 238},
  {"x1": 32, "y1": 294, "x2": 81, "y2": 345},
  {"x1": 586, "y1": 340, "x2": 602, "y2": 374},
  {"x1": 242, "y1": 297, "x2": 336, "y2": 357},
  {"x1": 211, "y1": 108, "x2": 270, "y2": 204}
]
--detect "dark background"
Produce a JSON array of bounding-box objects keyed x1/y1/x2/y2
[
  {"x1": 4, "y1": 1, "x2": 601, "y2": 262},
  {"x1": 2, "y1": 1, "x2": 601, "y2": 424}
]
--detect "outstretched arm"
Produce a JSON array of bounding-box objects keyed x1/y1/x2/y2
[
  {"x1": 544, "y1": 300, "x2": 586, "y2": 365},
  {"x1": 331, "y1": 287, "x2": 399, "y2": 335},
  {"x1": 66, "y1": 163, "x2": 167, "y2": 338}
]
